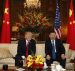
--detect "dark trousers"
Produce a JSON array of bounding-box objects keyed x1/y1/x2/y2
[
  {"x1": 15, "y1": 55, "x2": 23, "y2": 67},
  {"x1": 46, "y1": 59, "x2": 66, "y2": 68}
]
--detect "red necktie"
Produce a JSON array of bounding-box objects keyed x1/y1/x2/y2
[
  {"x1": 26, "y1": 42, "x2": 29, "y2": 58},
  {"x1": 26, "y1": 42, "x2": 29, "y2": 70}
]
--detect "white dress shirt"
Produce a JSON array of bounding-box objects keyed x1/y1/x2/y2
[
  {"x1": 26, "y1": 40, "x2": 29, "y2": 46},
  {"x1": 21, "y1": 40, "x2": 29, "y2": 59}
]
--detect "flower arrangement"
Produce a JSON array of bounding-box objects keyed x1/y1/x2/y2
[
  {"x1": 18, "y1": 12, "x2": 50, "y2": 33},
  {"x1": 26, "y1": 55, "x2": 45, "y2": 68}
]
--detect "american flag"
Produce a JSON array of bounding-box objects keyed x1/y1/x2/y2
[{"x1": 54, "y1": 0, "x2": 61, "y2": 39}]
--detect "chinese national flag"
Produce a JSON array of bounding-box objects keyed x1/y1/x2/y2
[
  {"x1": 66, "y1": 0, "x2": 75, "y2": 50},
  {"x1": 0, "y1": 0, "x2": 10, "y2": 43}
]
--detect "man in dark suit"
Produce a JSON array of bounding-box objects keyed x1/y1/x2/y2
[
  {"x1": 15, "y1": 31, "x2": 36, "y2": 68},
  {"x1": 45, "y1": 31, "x2": 66, "y2": 68}
]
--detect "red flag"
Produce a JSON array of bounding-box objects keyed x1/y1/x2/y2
[
  {"x1": 66, "y1": 0, "x2": 75, "y2": 50},
  {"x1": 0, "y1": 0, "x2": 10, "y2": 43}
]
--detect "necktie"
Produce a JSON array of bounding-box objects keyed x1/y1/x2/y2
[
  {"x1": 26, "y1": 42, "x2": 29, "y2": 58},
  {"x1": 51, "y1": 40, "x2": 56, "y2": 60},
  {"x1": 26, "y1": 42, "x2": 29, "y2": 70}
]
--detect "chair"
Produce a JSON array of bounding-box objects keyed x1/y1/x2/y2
[{"x1": 63, "y1": 43, "x2": 75, "y2": 70}]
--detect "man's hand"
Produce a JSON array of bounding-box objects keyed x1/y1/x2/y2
[
  {"x1": 22, "y1": 56, "x2": 25, "y2": 59},
  {"x1": 46, "y1": 55, "x2": 51, "y2": 60},
  {"x1": 61, "y1": 54, "x2": 66, "y2": 60}
]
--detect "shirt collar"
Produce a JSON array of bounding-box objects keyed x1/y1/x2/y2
[
  {"x1": 51, "y1": 40, "x2": 55, "y2": 44},
  {"x1": 26, "y1": 40, "x2": 29, "y2": 46}
]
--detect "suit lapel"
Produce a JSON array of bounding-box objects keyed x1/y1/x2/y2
[{"x1": 23, "y1": 39, "x2": 27, "y2": 49}]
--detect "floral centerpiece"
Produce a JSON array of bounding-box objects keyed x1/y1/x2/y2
[
  {"x1": 17, "y1": 12, "x2": 50, "y2": 33},
  {"x1": 26, "y1": 55, "x2": 45, "y2": 68}
]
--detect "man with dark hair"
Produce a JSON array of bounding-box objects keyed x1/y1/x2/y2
[
  {"x1": 15, "y1": 31, "x2": 36, "y2": 68},
  {"x1": 45, "y1": 31, "x2": 66, "y2": 68}
]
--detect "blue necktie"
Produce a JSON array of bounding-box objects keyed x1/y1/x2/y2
[{"x1": 52, "y1": 40, "x2": 56, "y2": 60}]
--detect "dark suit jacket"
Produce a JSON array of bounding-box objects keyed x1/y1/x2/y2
[
  {"x1": 17, "y1": 38, "x2": 36, "y2": 57},
  {"x1": 45, "y1": 39, "x2": 65, "y2": 61}
]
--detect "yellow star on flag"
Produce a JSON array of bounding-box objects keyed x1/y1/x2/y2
[
  {"x1": 4, "y1": 8, "x2": 8, "y2": 14},
  {"x1": 69, "y1": 9, "x2": 72, "y2": 17}
]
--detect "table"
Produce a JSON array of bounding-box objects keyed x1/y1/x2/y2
[
  {"x1": 0, "y1": 68, "x2": 51, "y2": 71},
  {"x1": 15, "y1": 67, "x2": 51, "y2": 71}
]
